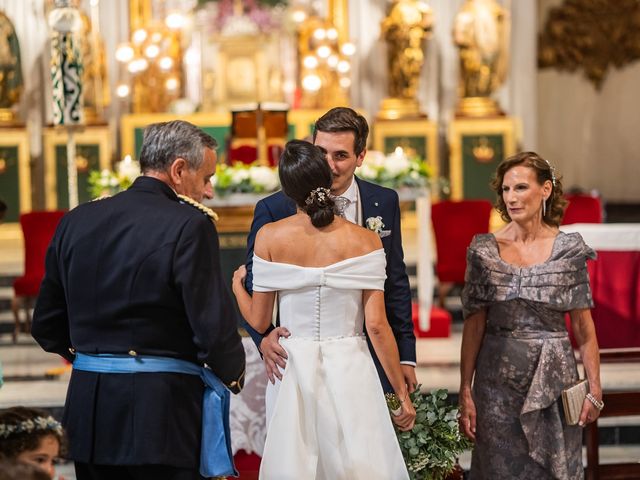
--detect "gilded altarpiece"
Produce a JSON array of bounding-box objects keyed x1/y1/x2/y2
[
  {"x1": 0, "y1": 128, "x2": 31, "y2": 223},
  {"x1": 448, "y1": 117, "x2": 518, "y2": 200},
  {"x1": 44, "y1": 126, "x2": 111, "y2": 209}
]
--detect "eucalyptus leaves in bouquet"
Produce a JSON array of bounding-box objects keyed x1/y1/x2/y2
[
  {"x1": 386, "y1": 387, "x2": 472, "y2": 480},
  {"x1": 213, "y1": 162, "x2": 279, "y2": 196}
]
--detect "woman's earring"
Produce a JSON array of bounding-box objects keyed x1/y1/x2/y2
[{"x1": 542, "y1": 198, "x2": 547, "y2": 217}]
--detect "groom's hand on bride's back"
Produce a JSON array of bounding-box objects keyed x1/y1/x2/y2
[{"x1": 261, "y1": 327, "x2": 291, "y2": 384}]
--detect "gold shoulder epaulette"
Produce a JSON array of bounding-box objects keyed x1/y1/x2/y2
[
  {"x1": 92, "y1": 195, "x2": 111, "y2": 201},
  {"x1": 177, "y1": 194, "x2": 219, "y2": 222}
]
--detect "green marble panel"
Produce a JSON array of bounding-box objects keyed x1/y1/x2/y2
[
  {"x1": 55, "y1": 144, "x2": 101, "y2": 208},
  {"x1": 0, "y1": 146, "x2": 20, "y2": 222},
  {"x1": 383, "y1": 135, "x2": 429, "y2": 161},
  {"x1": 461, "y1": 134, "x2": 504, "y2": 200},
  {"x1": 289, "y1": 121, "x2": 316, "y2": 140}
]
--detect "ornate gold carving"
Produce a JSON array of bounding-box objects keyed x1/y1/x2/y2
[
  {"x1": 453, "y1": 0, "x2": 509, "y2": 117},
  {"x1": 75, "y1": 154, "x2": 89, "y2": 172},
  {"x1": 472, "y1": 137, "x2": 495, "y2": 163},
  {"x1": 538, "y1": 0, "x2": 640, "y2": 89},
  {"x1": 378, "y1": 0, "x2": 433, "y2": 120}
]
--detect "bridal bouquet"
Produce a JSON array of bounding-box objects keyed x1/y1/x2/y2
[{"x1": 386, "y1": 387, "x2": 472, "y2": 480}]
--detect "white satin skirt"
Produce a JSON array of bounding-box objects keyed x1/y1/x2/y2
[{"x1": 259, "y1": 336, "x2": 409, "y2": 480}]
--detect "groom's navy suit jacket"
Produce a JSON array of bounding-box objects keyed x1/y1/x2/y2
[{"x1": 244, "y1": 176, "x2": 416, "y2": 392}]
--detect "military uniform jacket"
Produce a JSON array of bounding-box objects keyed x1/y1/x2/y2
[{"x1": 32, "y1": 176, "x2": 245, "y2": 468}]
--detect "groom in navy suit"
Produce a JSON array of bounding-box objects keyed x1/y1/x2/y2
[{"x1": 243, "y1": 107, "x2": 416, "y2": 393}]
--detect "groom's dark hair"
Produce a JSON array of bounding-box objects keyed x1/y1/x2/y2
[
  {"x1": 312, "y1": 107, "x2": 369, "y2": 156},
  {"x1": 279, "y1": 140, "x2": 335, "y2": 228}
]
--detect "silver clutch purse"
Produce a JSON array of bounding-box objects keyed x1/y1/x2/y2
[{"x1": 562, "y1": 379, "x2": 589, "y2": 425}]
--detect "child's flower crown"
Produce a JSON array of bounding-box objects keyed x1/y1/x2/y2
[{"x1": 0, "y1": 416, "x2": 63, "y2": 439}]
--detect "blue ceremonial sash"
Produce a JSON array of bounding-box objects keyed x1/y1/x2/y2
[{"x1": 73, "y1": 353, "x2": 238, "y2": 478}]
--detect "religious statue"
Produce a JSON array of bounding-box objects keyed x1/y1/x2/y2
[
  {"x1": 48, "y1": 0, "x2": 83, "y2": 126},
  {"x1": 378, "y1": 0, "x2": 433, "y2": 119},
  {"x1": 453, "y1": 0, "x2": 509, "y2": 117},
  {"x1": 0, "y1": 10, "x2": 24, "y2": 123}
]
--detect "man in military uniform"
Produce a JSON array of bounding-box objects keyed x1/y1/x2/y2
[{"x1": 32, "y1": 120, "x2": 245, "y2": 480}]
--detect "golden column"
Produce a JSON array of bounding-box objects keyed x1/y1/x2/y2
[
  {"x1": 327, "y1": 0, "x2": 349, "y2": 42},
  {"x1": 129, "y1": 0, "x2": 151, "y2": 30}
]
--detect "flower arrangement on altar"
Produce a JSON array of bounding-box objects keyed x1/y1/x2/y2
[
  {"x1": 88, "y1": 155, "x2": 141, "y2": 198},
  {"x1": 386, "y1": 387, "x2": 472, "y2": 480},
  {"x1": 213, "y1": 162, "x2": 280, "y2": 196},
  {"x1": 356, "y1": 147, "x2": 431, "y2": 190}
]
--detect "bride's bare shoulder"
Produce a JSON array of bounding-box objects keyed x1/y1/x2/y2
[{"x1": 345, "y1": 222, "x2": 382, "y2": 251}]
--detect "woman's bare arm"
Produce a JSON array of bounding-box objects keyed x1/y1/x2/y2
[
  {"x1": 458, "y1": 309, "x2": 486, "y2": 440},
  {"x1": 570, "y1": 308, "x2": 602, "y2": 425},
  {"x1": 232, "y1": 227, "x2": 276, "y2": 334}
]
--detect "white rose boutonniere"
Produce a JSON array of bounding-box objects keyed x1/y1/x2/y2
[{"x1": 366, "y1": 216, "x2": 385, "y2": 234}]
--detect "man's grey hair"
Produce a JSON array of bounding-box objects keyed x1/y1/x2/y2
[{"x1": 139, "y1": 120, "x2": 218, "y2": 173}]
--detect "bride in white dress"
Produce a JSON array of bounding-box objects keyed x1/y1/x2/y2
[{"x1": 233, "y1": 140, "x2": 415, "y2": 480}]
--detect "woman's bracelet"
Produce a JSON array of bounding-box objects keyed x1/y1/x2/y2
[{"x1": 586, "y1": 392, "x2": 604, "y2": 411}]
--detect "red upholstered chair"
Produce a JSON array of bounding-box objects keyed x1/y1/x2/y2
[
  {"x1": 412, "y1": 303, "x2": 452, "y2": 338},
  {"x1": 228, "y1": 145, "x2": 258, "y2": 165},
  {"x1": 561, "y1": 193, "x2": 603, "y2": 225},
  {"x1": 12, "y1": 210, "x2": 66, "y2": 342},
  {"x1": 228, "y1": 144, "x2": 284, "y2": 166},
  {"x1": 432, "y1": 200, "x2": 493, "y2": 308}
]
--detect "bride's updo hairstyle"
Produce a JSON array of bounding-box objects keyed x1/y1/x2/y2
[{"x1": 279, "y1": 139, "x2": 335, "y2": 228}]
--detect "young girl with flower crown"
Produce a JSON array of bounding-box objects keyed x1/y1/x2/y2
[{"x1": 0, "y1": 407, "x2": 66, "y2": 479}]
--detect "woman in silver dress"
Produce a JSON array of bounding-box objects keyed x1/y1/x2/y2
[{"x1": 459, "y1": 152, "x2": 602, "y2": 479}]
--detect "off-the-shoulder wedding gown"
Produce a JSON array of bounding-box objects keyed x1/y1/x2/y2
[{"x1": 252, "y1": 248, "x2": 409, "y2": 480}]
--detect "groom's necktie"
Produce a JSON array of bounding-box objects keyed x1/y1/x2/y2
[{"x1": 334, "y1": 196, "x2": 350, "y2": 218}]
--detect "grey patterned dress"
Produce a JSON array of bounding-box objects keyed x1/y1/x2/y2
[{"x1": 461, "y1": 232, "x2": 595, "y2": 480}]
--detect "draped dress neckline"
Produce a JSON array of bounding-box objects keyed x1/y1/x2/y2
[
  {"x1": 253, "y1": 248, "x2": 384, "y2": 269},
  {"x1": 491, "y1": 232, "x2": 561, "y2": 270}
]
